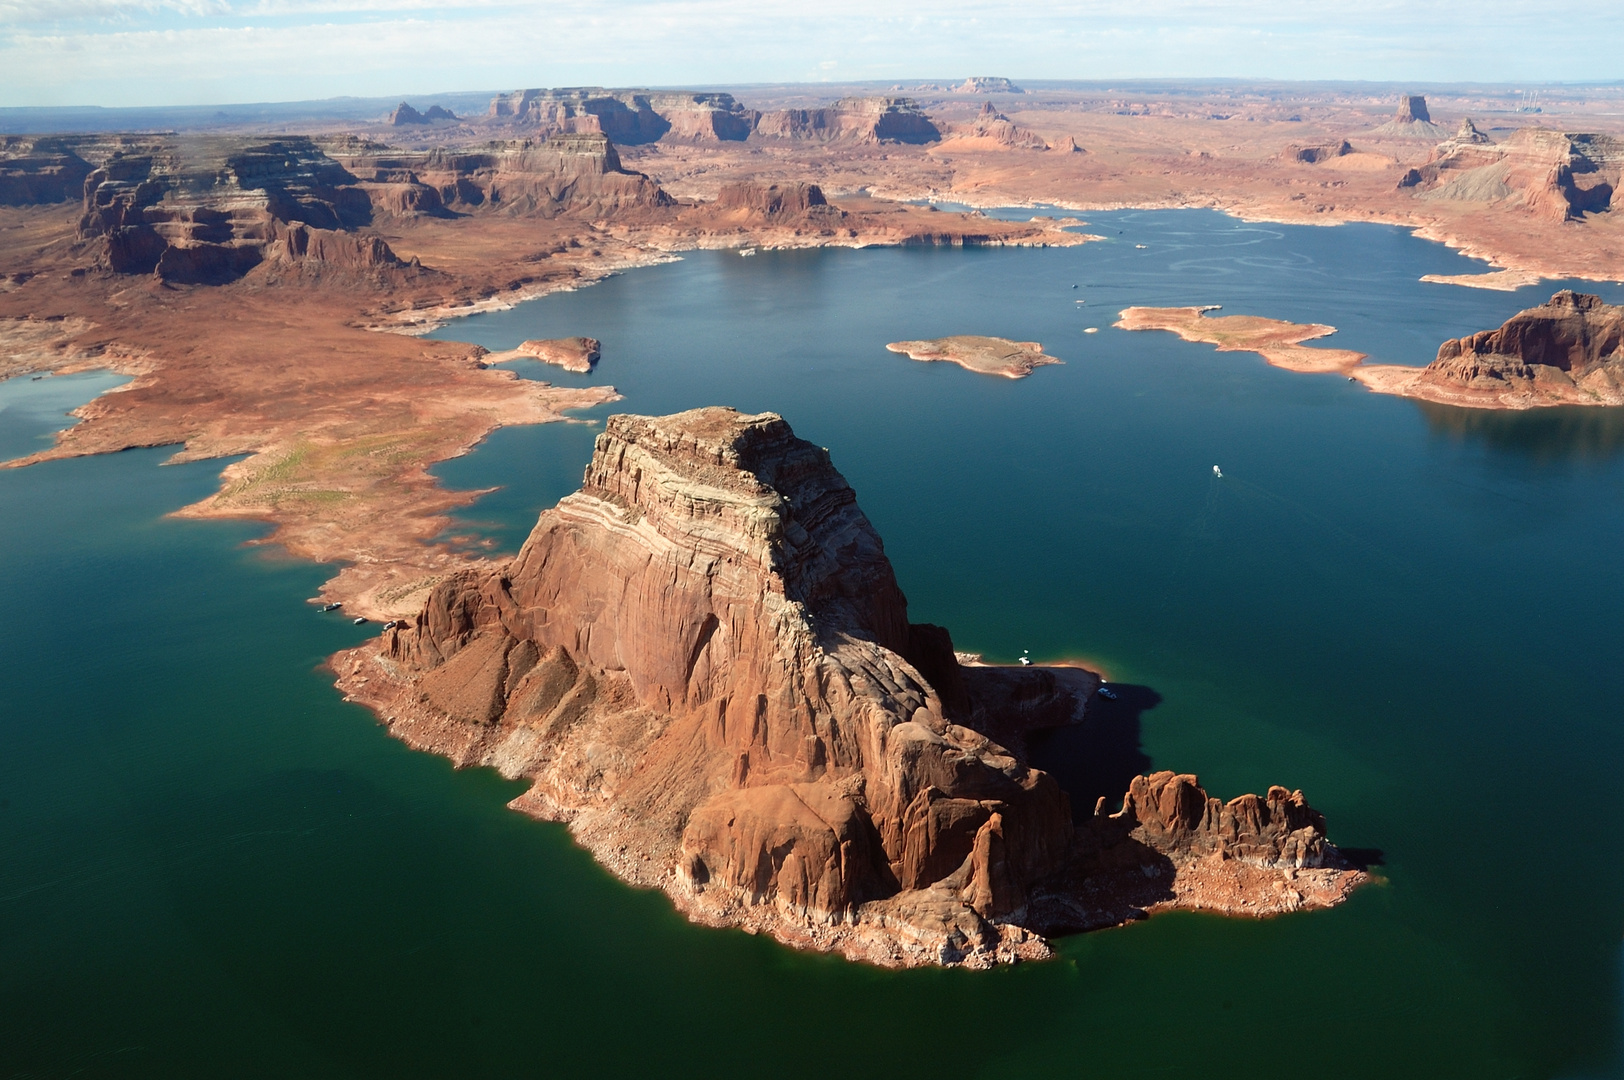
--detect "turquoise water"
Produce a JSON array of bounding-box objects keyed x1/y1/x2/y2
[
  {"x1": 0, "y1": 369, "x2": 129, "y2": 463},
  {"x1": 5, "y1": 210, "x2": 1624, "y2": 1077}
]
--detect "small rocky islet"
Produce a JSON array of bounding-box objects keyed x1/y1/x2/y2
[{"x1": 885, "y1": 335, "x2": 1063, "y2": 379}]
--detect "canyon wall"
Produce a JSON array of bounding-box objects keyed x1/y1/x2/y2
[
  {"x1": 486, "y1": 87, "x2": 941, "y2": 146},
  {"x1": 488, "y1": 88, "x2": 755, "y2": 143},
  {"x1": 329, "y1": 132, "x2": 673, "y2": 218},
  {"x1": 75, "y1": 135, "x2": 400, "y2": 283},
  {"x1": 69, "y1": 131, "x2": 675, "y2": 282},
  {"x1": 0, "y1": 136, "x2": 94, "y2": 206}
]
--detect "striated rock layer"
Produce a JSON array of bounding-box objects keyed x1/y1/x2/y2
[
  {"x1": 333, "y1": 407, "x2": 1363, "y2": 967},
  {"x1": 753, "y1": 98, "x2": 942, "y2": 145},
  {"x1": 1407, "y1": 128, "x2": 1621, "y2": 221},
  {"x1": 327, "y1": 132, "x2": 672, "y2": 219},
  {"x1": 1408, "y1": 290, "x2": 1624, "y2": 407},
  {"x1": 76, "y1": 135, "x2": 405, "y2": 283},
  {"x1": 1, "y1": 136, "x2": 94, "y2": 206},
  {"x1": 488, "y1": 88, "x2": 756, "y2": 143}
]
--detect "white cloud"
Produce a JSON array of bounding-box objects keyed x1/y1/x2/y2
[{"x1": 1, "y1": 1, "x2": 1620, "y2": 107}]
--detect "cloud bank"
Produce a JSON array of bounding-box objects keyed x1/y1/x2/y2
[{"x1": 1, "y1": 0, "x2": 1619, "y2": 107}]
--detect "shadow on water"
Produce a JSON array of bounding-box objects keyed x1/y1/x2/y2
[
  {"x1": 1336, "y1": 847, "x2": 1388, "y2": 871},
  {"x1": 1025, "y1": 684, "x2": 1160, "y2": 821},
  {"x1": 1416, "y1": 399, "x2": 1624, "y2": 463}
]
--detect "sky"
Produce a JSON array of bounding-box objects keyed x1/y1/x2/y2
[{"x1": 0, "y1": 0, "x2": 1620, "y2": 109}]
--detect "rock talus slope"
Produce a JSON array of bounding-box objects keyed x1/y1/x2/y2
[
  {"x1": 1409, "y1": 128, "x2": 1622, "y2": 221},
  {"x1": 1372, "y1": 94, "x2": 1450, "y2": 139},
  {"x1": 334, "y1": 407, "x2": 1363, "y2": 966}
]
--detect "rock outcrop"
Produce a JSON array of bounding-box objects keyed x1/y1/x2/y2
[
  {"x1": 754, "y1": 98, "x2": 941, "y2": 145},
  {"x1": 481, "y1": 87, "x2": 940, "y2": 146},
  {"x1": 1372, "y1": 94, "x2": 1450, "y2": 139},
  {"x1": 1285, "y1": 140, "x2": 1353, "y2": 164},
  {"x1": 333, "y1": 407, "x2": 1363, "y2": 967},
  {"x1": 1406, "y1": 128, "x2": 1621, "y2": 220},
  {"x1": 0, "y1": 136, "x2": 94, "y2": 206},
  {"x1": 1411, "y1": 290, "x2": 1624, "y2": 406},
  {"x1": 388, "y1": 102, "x2": 458, "y2": 125},
  {"x1": 328, "y1": 132, "x2": 673, "y2": 219},
  {"x1": 75, "y1": 135, "x2": 406, "y2": 282},
  {"x1": 712, "y1": 181, "x2": 844, "y2": 223},
  {"x1": 955, "y1": 77, "x2": 1023, "y2": 94},
  {"x1": 941, "y1": 103, "x2": 1050, "y2": 151}
]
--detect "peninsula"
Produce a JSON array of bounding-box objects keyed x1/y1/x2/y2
[
  {"x1": 484, "y1": 337, "x2": 602, "y2": 373},
  {"x1": 885, "y1": 335, "x2": 1063, "y2": 378},
  {"x1": 1117, "y1": 292, "x2": 1624, "y2": 409},
  {"x1": 332, "y1": 407, "x2": 1364, "y2": 967},
  {"x1": 1114, "y1": 307, "x2": 1367, "y2": 374}
]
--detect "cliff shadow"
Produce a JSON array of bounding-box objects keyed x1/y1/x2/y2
[
  {"x1": 1417, "y1": 399, "x2": 1624, "y2": 463},
  {"x1": 1334, "y1": 847, "x2": 1386, "y2": 870},
  {"x1": 1025, "y1": 684, "x2": 1160, "y2": 823}
]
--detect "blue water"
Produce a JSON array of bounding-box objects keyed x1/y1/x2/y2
[
  {"x1": 0, "y1": 369, "x2": 129, "y2": 462},
  {"x1": 3, "y1": 209, "x2": 1623, "y2": 1077}
]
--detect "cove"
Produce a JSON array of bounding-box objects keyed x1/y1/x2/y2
[{"x1": 1, "y1": 209, "x2": 1621, "y2": 1077}]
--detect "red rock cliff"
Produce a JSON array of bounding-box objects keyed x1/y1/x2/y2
[
  {"x1": 334, "y1": 407, "x2": 1361, "y2": 965},
  {"x1": 1416, "y1": 290, "x2": 1624, "y2": 406},
  {"x1": 331, "y1": 132, "x2": 673, "y2": 219}
]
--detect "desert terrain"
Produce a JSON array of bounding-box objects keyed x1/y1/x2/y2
[
  {"x1": 3, "y1": 78, "x2": 1619, "y2": 963},
  {"x1": 5, "y1": 81, "x2": 1623, "y2": 618}
]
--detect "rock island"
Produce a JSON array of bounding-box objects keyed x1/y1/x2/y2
[
  {"x1": 333, "y1": 407, "x2": 1364, "y2": 968},
  {"x1": 886, "y1": 336, "x2": 1063, "y2": 378}
]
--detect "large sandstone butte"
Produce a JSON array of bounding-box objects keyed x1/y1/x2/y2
[
  {"x1": 1372, "y1": 94, "x2": 1450, "y2": 139},
  {"x1": 1403, "y1": 290, "x2": 1624, "y2": 407},
  {"x1": 333, "y1": 407, "x2": 1363, "y2": 967},
  {"x1": 76, "y1": 134, "x2": 405, "y2": 283},
  {"x1": 485, "y1": 87, "x2": 942, "y2": 146}
]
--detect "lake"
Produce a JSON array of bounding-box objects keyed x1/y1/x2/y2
[{"x1": 3, "y1": 208, "x2": 1623, "y2": 1078}]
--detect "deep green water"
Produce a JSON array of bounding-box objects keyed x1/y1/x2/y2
[{"x1": 5, "y1": 209, "x2": 1624, "y2": 1078}]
